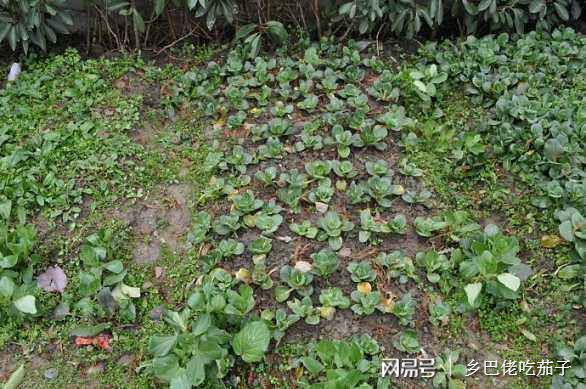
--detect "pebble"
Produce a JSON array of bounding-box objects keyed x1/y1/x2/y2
[{"x1": 44, "y1": 368, "x2": 58, "y2": 380}]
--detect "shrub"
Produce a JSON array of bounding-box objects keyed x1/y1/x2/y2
[{"x1": 1, "y1": 0, "x2": 582, "y2": 53}]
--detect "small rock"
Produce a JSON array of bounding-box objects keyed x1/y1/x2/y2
[
  {"x1": 154, "y1": 266, "x2": 164, "y2": 279},
  {"x1": 53, "y1": 303, "x2": 70, "y2": 321},
  {"x1": 44, "y1": 368, "x2": 58, "y2": 380},
  {"x1": 339, "y1": 247, "x2": 352, "y2": 258},
  {"x1": 7, "y1": 63, "x2": 21, "y2": 82},
  {"x1": 315, "y1": 202, "x2": 328, "y2": 213},
  {"x1": 86, "y1": 363, "x2": 105, "y2": 375},
  {"x1": 117, "y1": 354, "x2": 134, "y2": 367},
  {"x1": 30, "y1": 356, "x2": 48, "y2": 369},
  {"x1": 294, "y1": 261, "x2": 313, "y2": 273},
  {"x1": 150, "y1": 306, "x2": 164, "y2": 321}
]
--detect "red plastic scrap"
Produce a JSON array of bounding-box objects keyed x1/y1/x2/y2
[{"x1": 74, "y1": 334, "x2": 112, "y2": 350}]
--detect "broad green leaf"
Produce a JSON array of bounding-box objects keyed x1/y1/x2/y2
[
  {"x1": 497, "y1": 273, "x2": 520, "y2": 291},
  {"x1": 4, "y1": 364, "x2": 25, "y2": 389},
  {"x1": 464, "y1": 283, "x2": 482, "y2": 306},
  {"x1": 232, "y1": 321, "x2": 271, "y2": 362},
  {"x1": 149, "y1": 335, "x2": 177, "y2": 357},
  {"x1": 0, "y1": 199, "x2": 12, "y2": 220},
  {"x1": 302, "y1": 356, "x2": 324, "y2": 375},
  {"x1": 559, "y1": 221, "x2": 574, "y2": 242},
  {"x1": 14, "y1": 295, "x2": 37, "y2": 314},
  {"x1": 0, "y1": 276, "x2": 15, "y2": 298}
]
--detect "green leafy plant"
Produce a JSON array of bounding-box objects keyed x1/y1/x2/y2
[
  {"x1": 213, "y1": 213, "x2": 241, "y2": 235},
  {"x1": 365, "y1": 159, "x2": 391, "y2": 177},
  {"x1": 319, "y1": 287, "x2": 350, "y2": 309},
  {"x1": 393, "y1": 330, "x2": 420, "y2": 354},
  {"x1": 557, "y1": 208, "x2": 586, "y2": 261},
  {"x1": 262, "y1": 308, "x2": 300, "y2": 343},
  {"x1": 368, "y1": 70, "x2": 399, "y2": 102},
  {"x1": 402, "y1": 189, "x2": 433, "y2": 208},
  {"x1": 316, "y1": 211, "x2": 354, "y2": 250},
  {"x1": 318, "y1": 287, "x2": 350, "y2": 321},
  {"x1": 188, "y1": 211, "x2": 211, "y2": 245},
  {"x1": 374, "y1": 251, "x2": 417, "y2": 284},
  {"x1": 0, "y1": 223, "x2": 38, "y2": 316},
  {"x1": 330, "y1": 125, "x2": 354, "y2": 158},
  {"x1": 237, "y1": 254, "x2": 273, "y2": 289},
  {"x1": 270, "y1": 101, "x2": 294, "y2": 117},
  {"x1": 408, "y1": 64, "x2": 448, "y2": 103},
  {"x1": 224, "y1": 285, "x2": 255, "y2": 316},
  {"x1": 359, "y1": 209, "x2": 407, "y2": 243},
  {"x1": 216, "y1": 239, "x2": 245, "y2": 259},
  {"x1": 365, "y1": 176, "x2": 404, "y2": 207},
  {"x1": 146, "y1": 310, "x2": 232, "y2": 386},
  {"x1": 232, "y1": 191, "x2": 264, "y2": 215},
  {"x1": 433, "y1": 349, "x2": 467, "y2": 388},
  {"x1": 305, "y1": 160, "x2": 332, "y2": 180},
  {"x1": 310, "y1": 249, "x2": 339, "y2": 278},
  {"x1": 248, "y1": 236, "x2": 272, "y2": 260},
  {"x1": 552, "y1": 334, "x2": 586, "y2": 388},
  {"x1": 308, "y1": 178, "x2": 335, "y2": 205},
  {"x1": 390, "y1": 293, "x2": 416, "y2": 326},
  {"x1": 298, "y1": 94, "x2": 319, "y2": 112},
  {"x1": 276, "y1": 264, "x2": 314, "y2": 301},
  {"x1": 75, "y1": 229, "x2": 140, "y2": 322},
  {"x1": 288, "y1": 296, "x2": 320, "y2": 325},
  {"x1": 234, "y1": 21, "x2": 288, "y2": 59},
  {"x1": 227, "y1": 110, "x2": 246, "y2": 129},
  {"x1": 332, "y1": 160, "x2": 357, "y2": 179},
  {"x1": 232, "y1": 320, "x2": 271, "y2": 362},
  {"x1": 398, "y1": 158, "x2": 423, "y2": 177},
  {"x1": 352, "y1": 125, "x2": 388, "y2": 150},
  {"x1": 455, "y1": 224, "x2": 528, "y2": 307},
  {"x1": 428, "y1": 298, "x2": 451, "y2": 326},
  {"x1": 358, "y1": 208, "x2": 382, "y2": 243},
  {"x1": 0, "y1": 0, "x2": 74, "y2": 52},
  {"x1": 351, "y1": 288, "x2": 381, "y2": 316},
  {"x1": 255, "y1": 166, "x2": 278, "y2": 187},
  {"x1": 224, "y1": 146, "x2": 253, "y2": 175},
  {"x1": 416, "y1": 249, "x2": 450, "y2": 283},
  {"x1": 377, "y1": 105, "x2": 414, "y2": 130},
  {"x1": 290, "y1": 220, "x2": 318, "y2": 239},
  {"x1": 346, "y1": 261, "x2": 376, "y2": 283},
  {"x1": 346, "y1": 181, "x2": 367, "y2": 204},
  {"x1": 253, "y1": 212, "x2": 283, "y2": 234},
  {"x1": 414, "y1": 216, "x2": 448, "y2": 237},
  {"x1": 443, "y1": 211, "x2": 481, "y2": 242}
]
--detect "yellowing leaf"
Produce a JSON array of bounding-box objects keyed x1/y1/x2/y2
[{"x1": 540, "y1": 234, "x2": 562, "y2": 248}]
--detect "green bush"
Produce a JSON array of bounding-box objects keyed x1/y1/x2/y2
[
  {"x1": 0, "y1": 0, "x2": 583, "y2": 58},
  {"x1": 0, "y1": 0, "x2": 74, "y2": 52},
  {"x1": 338, "y1": 0, "x2": 583, "y2": 36}
]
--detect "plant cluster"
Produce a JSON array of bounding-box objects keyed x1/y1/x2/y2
[{"x1": 2, "y1": 0, "x2": 581, "y2": 54}]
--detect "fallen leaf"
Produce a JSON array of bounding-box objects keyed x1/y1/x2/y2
[
  {"x1": 4, "y1": 364, "x2": 24, "y2": 389},
  {"x1": 37, "y1": 266, "x2": 67, "y2": 293},
  {"x1": 521, "y1": 329, "x2": 537, "y2": 342},
  {"x1": 53, "y1": 303, "x2": 70, "y2": 321},
  {"x1": 339, "y1": 247, "x2": 352, "y2": 258},
  {"x1": 74, "y1": 334, "x2": 112, "y2": 350},
  {"x1": 315, "y1": 202, "x2": 328, "y2": 213},
  {"x1": 294, "y1": 260, "x2": 313, "y2": 273},
  {"x1": 540, "y1": 234, "x2": 562, "y2": 248}
]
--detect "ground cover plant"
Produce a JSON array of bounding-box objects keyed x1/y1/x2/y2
[{"x1": 0, "y1": 27, "x2": 585, "y2": 389}]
